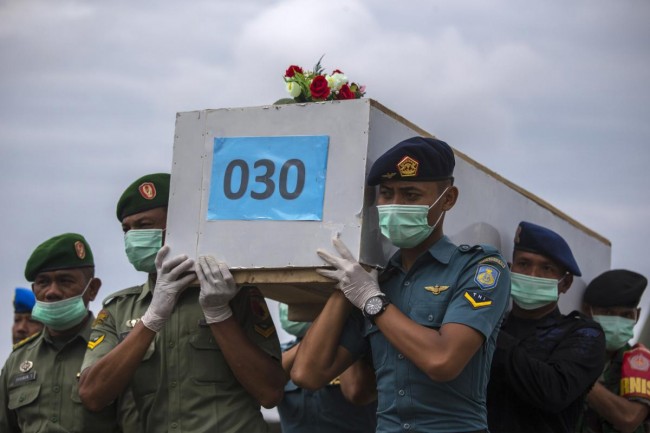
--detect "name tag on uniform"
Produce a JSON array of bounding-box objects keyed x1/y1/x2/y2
[{"x1": 10, "y1": 371, "x2": 37, "y2": 387}]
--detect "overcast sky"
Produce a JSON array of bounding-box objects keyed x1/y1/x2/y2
[{"x1": 1, "y1": 0, "x2": 649, "y2": 365}]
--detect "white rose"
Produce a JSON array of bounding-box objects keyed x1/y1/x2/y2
[
  {"x1": 326, "y1": 73, "x2": 347, "y2": 92},
  {"x1": 286, "y1": 81, "x2": 301, "y2": 98}
]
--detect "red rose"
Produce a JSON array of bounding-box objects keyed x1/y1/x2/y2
[
  {"x1": 285, "y1": 65, "x2": 303, "y2": 78},
  {"x1": 332, "y1": 69, "x2": 344, "y2": 74},
  {"x1": 336, "y1": 84, "x2": 355, "y2": 100},
  {"x1": 309, "y1": 75, "x2": 330, "y2": 100}
]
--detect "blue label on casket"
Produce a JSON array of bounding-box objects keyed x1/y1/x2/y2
[{"x1": 207, "y1": 135, "x2": 329, "y2": 221}]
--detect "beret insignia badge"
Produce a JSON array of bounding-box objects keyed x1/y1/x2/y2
[
  {"x1": 138, "y1": 182, "x2": 157, "y2": 200},
  {"x1": 397, "y1": 156, "x2": 419, "y2": 178},
  {"x1": 74, "y1": 241, "x2": 86, "y2": 260}
]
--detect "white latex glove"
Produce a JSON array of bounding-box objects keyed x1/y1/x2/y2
[
  {"x1": 316, "y1": 237, "x2": 382, "y2": 310},
  {"x1": 195, "y1": 256, "x2": 239, "y2": 323},
  {"x1": 141, "y1": 246, "x2": 196, "y2": 332}
]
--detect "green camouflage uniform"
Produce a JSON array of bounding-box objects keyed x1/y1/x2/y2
[
  {"x1": 0, "y1": 314, "x2": 120, "y2": 433},
  {"x1": 82, "y1": 278, "x2": 281, "y2": 433},
  {"x1": 576, "y1": 344, "x2": 648, "y2": 433}
]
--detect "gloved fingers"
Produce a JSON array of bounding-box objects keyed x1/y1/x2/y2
[
  {"x1": 369, "y1": 268, "x2": 379, "y2": 281},
  {"x1": 216, "y1": 262, "x2": 235, "y2": 288},
  {"x1": 332, "y1": 236, "x2": 356, "y2": 262},
  {"x1": 316, "y1": 248, "x2": 347, "y2": 270},
  {"x1": 316, "y1": 268, "x2": 343, "y2": 282},
  {"x1": 163, "y1": 255, "x2": 195, "y2": 279},
  {"x1": 155, "y1": 245, "x2": 171, "y2": 272},
  {"x1": 197, "y1": 256, "x2": 218, "y2": 279},
  {"x1": 176, "y1": 271, "x2": 198, "y2": 289}
]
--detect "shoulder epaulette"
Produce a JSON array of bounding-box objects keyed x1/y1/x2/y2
[
  {"x1": 12, "y1": 332, "x2": 40, "y2": 351},
  {"x1": 102, "y1": 284, "x2": 144, "y2": 306}
]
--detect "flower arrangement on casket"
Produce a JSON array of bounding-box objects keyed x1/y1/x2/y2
[{"x1": 282, "y1": 57, "x2": 366, "y2": 103}]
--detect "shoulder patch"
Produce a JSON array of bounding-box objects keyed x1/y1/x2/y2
[
  {"x1": 474, "y1": 264, "x2": 500, "y2": 290},
  {"x1": 245, "y1": 287, "x2": 277, "y2": 338},
  {"x1": 93, "y1": 309, "x2": 110, "y2": 328},
  {"x1": 479, "y1": 256, "x2": 507, "y2": 269},
  {"x1": 464, "y1": 291, "x2": 493, "y2": 309},
  {"x1": 12, "y1": 332, "x2": 40, "y2": 351}
]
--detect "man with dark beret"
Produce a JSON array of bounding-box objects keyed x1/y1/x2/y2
[
  {"x1": 79, "y1": 173, "x2": 285, "y2": 433},
  {"x1": 486, "y1": 221, "x2": 606, "y2": 433},
  {"x1": 292, "y1": 136, "x2": 511, "y2": 432},
  {"x1": 11, "y1": 287, "x2": 43, "y2": 345},
  {"x1": 577, "y1": 269, "x2": 649, "y2": 433},
  {"x1": 0, "y1": 233, "x2": 121, "y2": 432}
]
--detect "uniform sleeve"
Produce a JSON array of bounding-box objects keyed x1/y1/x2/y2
[
  {"x1": 493, "y1": 318, "x2": 606, "y2": 412},
  {"x1": 231, "y1": 286, "x2": 282, "y2": 360},
  {"x1": 81, "y1": 305, "x2": 120, "y2": 372},
  {"x1": 443, "y1": 251, "x2": 511, "y2": 339}
]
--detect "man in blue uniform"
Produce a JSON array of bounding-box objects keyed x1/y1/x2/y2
[
  {"x1": 277, "y1": 303, "x2": 377, "y2": 433},
  {"x1": 11, "y1": 287, "x2": 42, "y2": 345},
  {"x1": 486, "y1": 221, "x2": 606, "y2": 433},
  {"x1": 292, "y1": 136, "x2": 511, "y2": 433}
]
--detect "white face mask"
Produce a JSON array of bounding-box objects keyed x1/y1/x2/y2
[
  {"x1": 510, "y1": 272, "x2": 563, "y2": 310},
  {"x1": 377, "y1": 187, "x2": 449, "y2": 248}
]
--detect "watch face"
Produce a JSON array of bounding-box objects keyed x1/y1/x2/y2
[{"x1": 365, "y1": 296, "x2": 384, "y2": 316}]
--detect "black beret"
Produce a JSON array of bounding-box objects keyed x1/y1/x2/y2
[
  {"x1": 14, "y1": 288, "x2": 36, "y2": 313},
  {"x1": 584, "y1": 269, "x2": 647, "y2": 308},
  {"x1": 367, "y1": 136, "x2": 455, "y2": 186},
  {"x1": 514, "y1": 221, "x2": 581, "y2": 276},
  {"x1": 24, "y1": 233, "x2": 94, "y2": 281},
  {"x1": 116, "y1": 173, "x2": 170, "y2": 221}
]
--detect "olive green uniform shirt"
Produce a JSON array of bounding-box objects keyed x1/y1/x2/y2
[
  {"x1": 0, "y1": 314, "x2": 120, "y2": 433},
  {"x1": 81, "y1": 279, "x2": 281, "y2": 433},
  {"x1": 576, "y1": 344, "x2": 649, "y2": 433}
]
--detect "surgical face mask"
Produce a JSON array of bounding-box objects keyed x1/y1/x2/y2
[
  {"x1": 31, "y1": 279, "x2": 92, "y2": 331},
  {"x1": 377, "y1": 187, "x2": 449, "y2": 248},
  {"x1": 592, "y1": 314, "x2": 636, "y2": 351},
  {"x1": 278, "y1": 303, "x2": 310, "y2": 338},
  {"x1": 125, "y1": 229, "x2": 163, "y2": 274},
  {"x1": 510, "y1": 272, "x2": 561, "y2": 310}
]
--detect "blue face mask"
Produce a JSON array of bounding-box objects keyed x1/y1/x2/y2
[
  {"x1": 377, "y1": 187, "x2": 449, "y2": 248},
  {"x1": 31, "y1": 279, "x2": 91, "y2": 331},
  {"x1": 510, "y1": 272, "x2": 561, "y2": 310},
  {"x1": 124, "y1": 229, "x2": 163, "y2": 274}
]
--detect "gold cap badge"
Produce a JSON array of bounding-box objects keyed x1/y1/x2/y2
[{"x1": 397, "y1": 156, "x2": 419, "y2": 178}]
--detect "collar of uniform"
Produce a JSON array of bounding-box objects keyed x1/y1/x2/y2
[
  {"x1": 136, "y1": 274, "x2": 155, "y2": 303},
  {"x1": 42, "y1": 312, "x2": 95, "y2": 345},
  {"x1": 385, "y1": 235, "x2": 456, "y2": 272},
  {"x1": 507, "y1": 306, "x2": 563, "y2": 329}
]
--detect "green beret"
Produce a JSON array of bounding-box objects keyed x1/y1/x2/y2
[
  {"x1": 24, "y1": 233, "x2": 94, "y2": 281},
  {"x1": 584, "y1": 269, "x2": 647, "y2": 308},
  {"x1": 116, "y1": 173, "x2": 170, "y2": 221}
]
